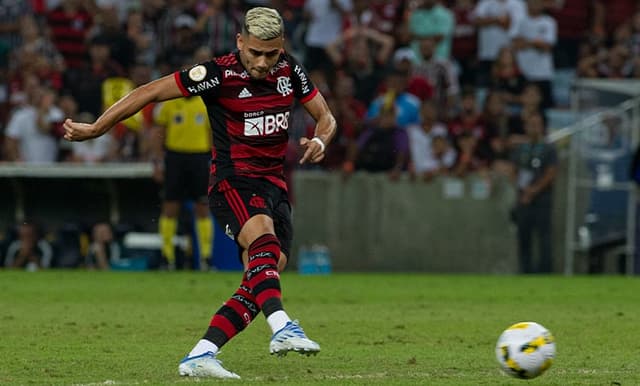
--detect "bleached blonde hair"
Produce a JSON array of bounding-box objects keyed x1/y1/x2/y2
[{"x1": 242, "y1": 7, "x2": 284, "y2": 40}]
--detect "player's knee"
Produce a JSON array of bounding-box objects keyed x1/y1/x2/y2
[{"x1": 238, "y1": 215, "x2": 275, "y2": 248}]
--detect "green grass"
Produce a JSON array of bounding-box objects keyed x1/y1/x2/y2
[{"x1": 0, "y1": 271, "x2": 639, "y2": 385}]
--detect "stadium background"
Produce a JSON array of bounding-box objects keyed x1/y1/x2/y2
[{"x1": 0, "y1": 0, "x2": 638, "y2": 275}]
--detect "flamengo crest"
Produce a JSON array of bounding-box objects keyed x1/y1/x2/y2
[{"x1": 276, "y1": 76, "x2": 293, "y2": 97}]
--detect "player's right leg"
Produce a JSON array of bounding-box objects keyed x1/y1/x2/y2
[
  {"x1": 178, "y1": 351, "x2": 240, "y2": 379},
  {"x1": 238, "y1": 214, "x2": 319, "y2": 356}
]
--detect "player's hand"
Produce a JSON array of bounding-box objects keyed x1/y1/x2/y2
[
  {"x1": 299, "y1": 137, "x2": 326, "y2": 164},
  {"x1": 63, "y1": 118, "x2": 98, "y2": 142}
]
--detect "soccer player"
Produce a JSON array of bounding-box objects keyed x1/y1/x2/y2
[{"x1": 62, "y1": 7, "x2": 336, "y2": 379}]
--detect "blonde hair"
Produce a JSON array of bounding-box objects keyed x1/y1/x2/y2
[{"x1": 242, "y1": 7, "x2": 284, "y2": 40}]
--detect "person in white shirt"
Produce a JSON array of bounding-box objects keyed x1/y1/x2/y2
[
  {"x1": 471, "y1": 0, "x2": 526, "y2": 86},
  {"x1": 511, "y1": 0, "x2": 557, "y2": 109},
  {"x1": 407, "y1": 100, "x2": 452, "y2": 181},
  {"x1": 303, "y1": 0, "x2": 353, "y2": 73},
  {"x1": 4, "y1": 85, "x2": 62, "y2": 163}
]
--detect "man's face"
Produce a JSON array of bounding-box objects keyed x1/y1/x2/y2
[
  {"x1": 237, "y1": 33, "x2": 284, "y2": 79},
  {"x1": 525, "y1": 115, "x2": 544, "y2": 139},
  {"x1": 419, "y1": 37, "x2": 436, "y2": 59}
]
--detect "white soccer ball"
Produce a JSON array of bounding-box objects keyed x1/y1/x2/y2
[{"x1": 495, "y1": 321, "x2": 556, "y2": 379}]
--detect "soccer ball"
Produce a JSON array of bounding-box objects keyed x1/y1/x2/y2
[{"x1": 495, "y1": 321, "x2": 556, "y2": 379}]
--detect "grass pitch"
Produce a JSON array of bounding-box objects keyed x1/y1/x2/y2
[{"x1": 0, "y1": 271, "x2": 639, "y2": 385}]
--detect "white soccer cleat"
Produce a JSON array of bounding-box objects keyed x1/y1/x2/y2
[
  {"x1": 270, "y1": 320, "x2": 321, "y2": 357},
  {"x1": 178, "y1": 351, "x2": 241, "y2": 379}
]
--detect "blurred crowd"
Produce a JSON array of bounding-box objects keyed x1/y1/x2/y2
[{"x1": 0, "y1": 0, "x2": 637, "y2": 177}]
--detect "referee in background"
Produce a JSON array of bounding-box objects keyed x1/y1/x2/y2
[{"x1": 152, "y1": 84, "x2": 213, "y2": 270}]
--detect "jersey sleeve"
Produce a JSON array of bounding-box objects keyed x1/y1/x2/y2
[
  {"x1": 288, "y1": 54, "x2": 318, "y2": 103},
  {"x1": 174, "y1": 61, "x2": 223, "y2": 97}
]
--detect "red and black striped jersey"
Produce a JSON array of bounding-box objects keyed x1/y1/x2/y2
[{"x1": 174, "y1": 51, "x2": 318, "y2": 191}]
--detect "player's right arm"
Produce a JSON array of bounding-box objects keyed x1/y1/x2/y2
[{"x1": 63, "y1": 74, "x2": 183, "y2": 142}]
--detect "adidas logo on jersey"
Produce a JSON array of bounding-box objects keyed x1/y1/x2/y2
[{"x1": 238, "y1": 88, "x2": 253, "y2": 98}]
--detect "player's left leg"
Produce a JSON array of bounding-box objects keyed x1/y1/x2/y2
[{"x1": 179, "y1": 270, "x2": 258, "y2": 379}]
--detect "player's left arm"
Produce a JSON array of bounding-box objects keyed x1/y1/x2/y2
[{"x1": 299, "y1": 92, "x2": 337, "y2": 165}]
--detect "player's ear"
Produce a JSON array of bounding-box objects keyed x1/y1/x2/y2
[{"x1": 236, "y1": 33, "x2": 243, "y2": 50}]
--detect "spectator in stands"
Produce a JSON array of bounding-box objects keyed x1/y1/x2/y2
[
  {"x1": 321, "y1": 73, "x2": 366, "y2": 171},
  {"x1": 159, "y1": 14, "x2": 204, "y2": 71},
  {"x1": 4, "y1": 84, "x2": 63, "y2": 163},
  {"x1": 393, "y1": 48, "x2": 434, "y2": 103},
  {"x1": 148, "y1": 0, "x2": 192, "y2": 64},
  {"x1": 451, "y1": 0, "x2": 479, "y2": 88},
  {"x1": 411, "y1": 35, "x2": 460, "y2": 118},
  {"x1": 367, "y1": 68, "x2": 421, "y2": 129},
  {"x1": 408, "y1": 0, "x2": 455, "y2": 60},
  {"x1": 348, "y1": 0, "x2": 405, "y2": 36},
  {"x1": 0, "y1": 1, "x2": 32, "y2": 53},
  {"x1": 407, "y1": 100, "x2": 450, "y2": 182},
  {"x1": 85, "y1": 222, "x2": 121, "y2": 270},
  {"x1": 195, "y1": 0, "x2": 243, "y2": 57},
  {"x1": 546, "y1": 0, "x2": 597, "y2": 69},
  {"x1": 430, "y1": 133, "x2": 458, "y2": 176},
  {"x1": 63, "y1": 34, "x2": 125, "y2": 118},
  {"x1": 89, "y1": 3, "x2": 136, "y2": 72},
  {"x1": 511, "y1": 0, "x2": 557, "y2": 109},
  {"x1": 471, "y1": 0, "x2": 526, "y2": 86},
  {"x1": 575, "y1": 41, "x2": 602, "y2": 78},
  {"x1": 481, "y1": 91, "x2": 522, "y2": 175},
  {"x1": 511, "y1": 83, "x2": 545, "y2": 135},
  {"x1": 326, "y1": 25, "x2": 395, "y2": 105},
  {"x1": 4, "y1": 222, "x2": 53, "y2": 271},
  {"x1": 451, "y1": 131, "x2": 492, "y2": 178},
  {"x1": 344, "y1": 99, "x2": 409, "y2": 180},
  {"x1": 448, "y1": 88, "x2": 486, "y2": 141},
  {"x1": 14, "y1": 15, "x2": 66, "y2": 78},
  {"x1": 490, "y1": 46, "x2": 526, "y2": 111},
  {"x1": 449, "y1": 89, "x2": 492, "y2": 175},
  {"x1": 629, "y1": 11, "x2": 640, "y2": 59},
  {"x1": 303, "y1": 0, "x2": 353, "y2": 74},
  {"x1": 46, "y1": 0, "x2": 94, "y2": 70},
  {"x1": 125, "y1": 8, "x2": 158, "y2": 66},
  {"x1": 595, "y1": 21, "x2": 636, "y2": 79},
  {"x1": 393, "y1": 20, "x2": 414, "y2": 52},
  {"x1": 510, "y1": 112, "x2": 557, "y2": 273},
  {"x1": 593, "y1": 0, "x2": 639, "y2": 40}
]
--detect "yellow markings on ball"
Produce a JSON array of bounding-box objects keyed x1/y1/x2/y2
[
  {"x1": 507, "y1": 322, "x2": 531, "y2": 330},
  {"x1": 521, "y1": 336, "x2": 546, "y2": 353},
  {"x1": 544, "y1": 332, "x2": 555, "y2": 343}
]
